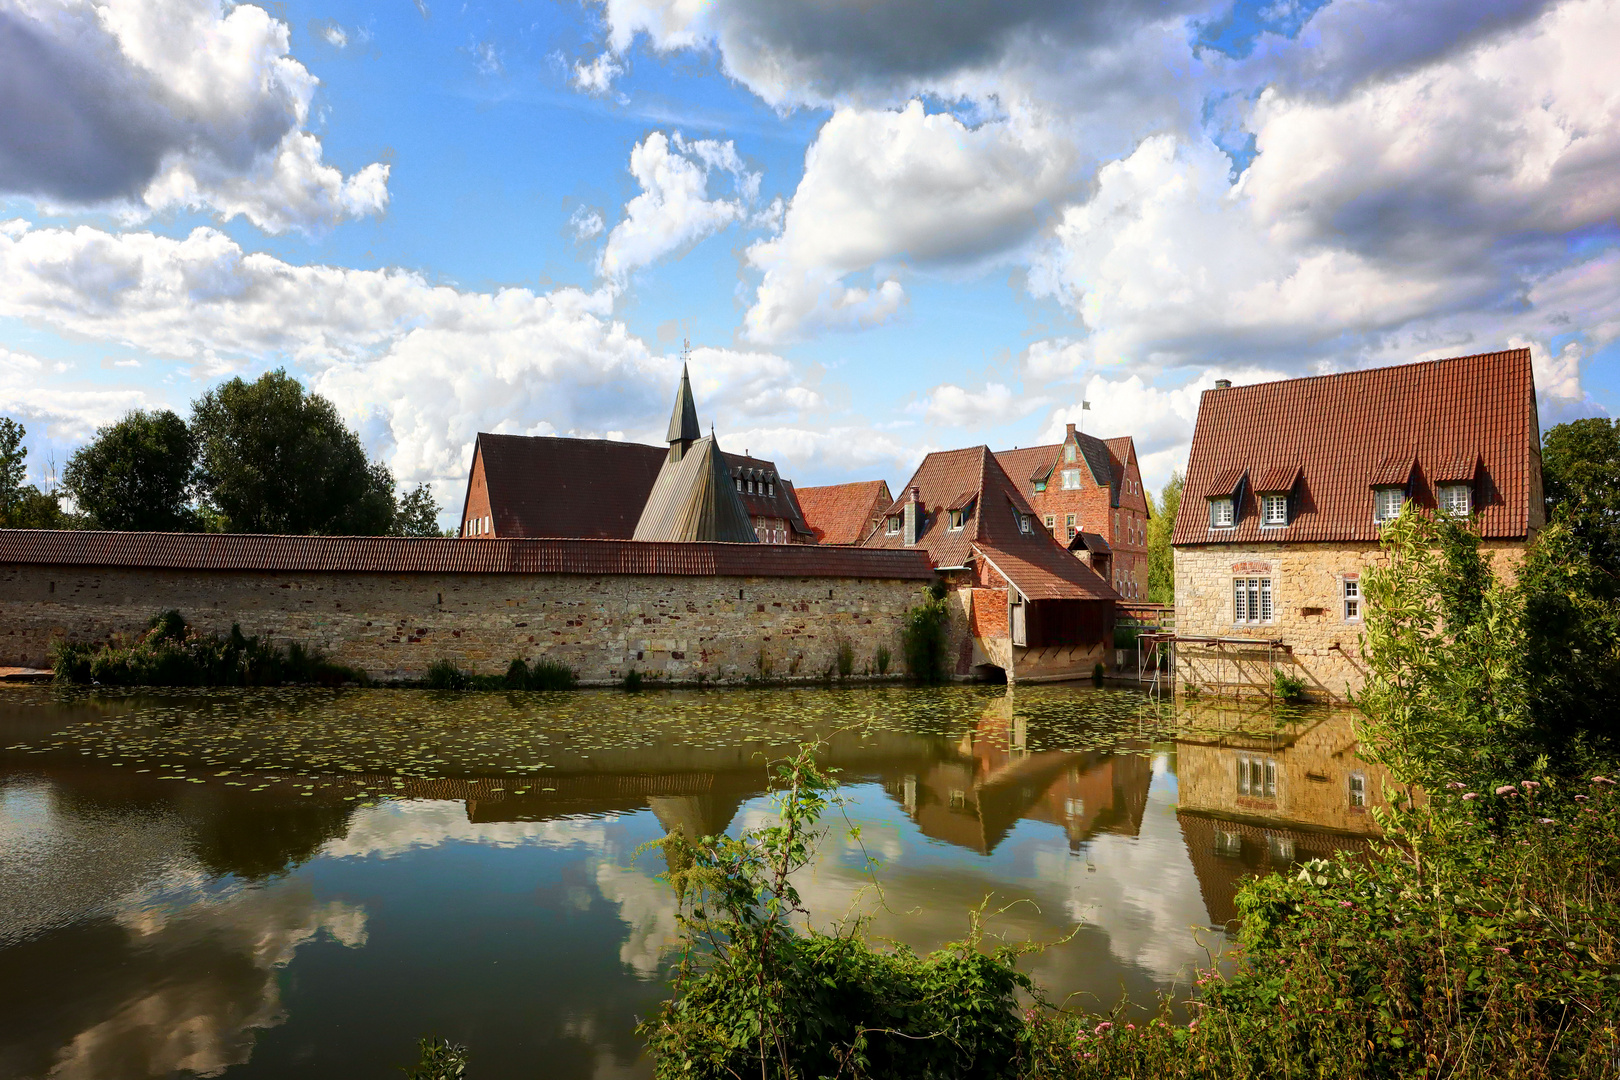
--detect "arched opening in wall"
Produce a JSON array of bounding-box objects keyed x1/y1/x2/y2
[{"x1": 971, "y1": 663, "x2": 1007, "y2": 684}]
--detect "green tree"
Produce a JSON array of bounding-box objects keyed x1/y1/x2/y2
[
  {"x1": 1, "y1": 417, "x2": 26, "y2": 518},
  {"x1": 393, "y1": 483, "x2": 443, "y2": 537},
  {"x1": 191, "y1": 370, "x2": 396, "y2": 535},
  {"x1": 1146, "y1": 469, "x2": 1181, "y2": 604},
  {"x1": 63, "y1": 410, "x2": 200, "y2": 531},
  {"x1": 1541, "y1": 416, "x2": 1620, "y2": 572}
]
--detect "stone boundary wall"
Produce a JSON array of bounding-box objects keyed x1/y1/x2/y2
[
  {"x1": 1173, "y1": 539, "x2": 1527, "y2": 702},
  {"x1": 0, "y1": 563, "x2": 933, "y2": 685}
]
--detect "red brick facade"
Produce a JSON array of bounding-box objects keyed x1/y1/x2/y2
[{"x1": 994, "y1": 426, "x2": 1151, "y2": 600}]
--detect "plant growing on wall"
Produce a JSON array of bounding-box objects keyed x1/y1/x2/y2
[{"x1": 901, "y1": 583, "x2": 951, "y2": 684}]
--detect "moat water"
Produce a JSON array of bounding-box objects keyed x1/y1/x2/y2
[{"x1": 0, "y1": 683, "x2": 1387, "y2": 1079}]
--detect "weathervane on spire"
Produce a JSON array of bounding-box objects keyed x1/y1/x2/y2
[{"x1": 681, "y1": 337, "x2": 690, "y2": 365}]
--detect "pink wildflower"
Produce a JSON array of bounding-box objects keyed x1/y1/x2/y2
[
  {"x1": 1462, "y1": 793, "x2": 1479, "y2": 801},
  {"x1": 1576, "y1": 795, "x2": 1589, "y2": 802},
  {"x1": 1094, "y1": 1022, "x2": 1113, "y2": 1034},
  {"x1": 1494, "y1": 946, "x2": 1509, "y2": 954},
  {"x1": 1446, "y1": 782, "x2": 1465, "y2": 790},
  {"x1": 1339, "y1": 900, "x2": 1353, "y2": 908},
  {"x1": 1126, "y1": 1024, "x2": 1136, "y2": 1031},
  {"x1": 1521, "y1": 781, "x2": 1540, "y2": 790},
  {"x1": 1593, "y1": 776, "x2": 1614, "y2": 785},
  {"x1": 1538, "y1": 818, "x2": 1557, "y2": 825},
  {"x1": 1495, "y1": 785, "x2": 1517, "y2": 796}
]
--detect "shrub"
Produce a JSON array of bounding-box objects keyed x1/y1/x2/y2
[
  {"x1": 52, "y1": 612, "x2": 367, "y2": 687},
  {"x1": 901, "y1": 587, "x2": 951, "y2": 683},
  {"x1": 624, "y1": 668, "x2": 643, "y2": 692},
  {"x1": 835, "y1": 636, "x2": 855, "y2": 679},
  {"x1": 402, "y1": 1035, "x2": 468, "y2": 1080},
  {"x1": 1092, "y1": 661, "x2": 1105, "y2": 686},
  {"x1": 640, "y1": 744, "x2": 1040, "y2": 1079},
  {"x1": 528, "y1": 658, "x2": 577, "y2": 691},
  {"x1": 875, "y1": 644, "x2": 891, "y2": 676},
  {"x1": 425, "y1": 659, "x2": 468, "y2": 690},
  {"x1": 1272, "y1": 668, "x2": 1306, "y2": 702}
]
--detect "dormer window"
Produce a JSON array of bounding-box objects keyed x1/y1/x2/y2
[
  {"x1": 948, "y1": 509, "x2": 965, "y2": 531},
  {"x1": 1373, "y1": 486, "x2": 1405, "y2": 523},
  {"x1": 1438, "y1": 483, "x2": 1471, "y2": 517},
  {"x1": 1061, "y1": 468, "x2": 1081, "y2": 490},
  {"x1": 767, "y1": 482, "x2": 775, "y2": 497},
  {"x1": 1065, "y1": 443, "x2": 1076, "y2": 463},
  {"x1": 886, "y1": 515, "x2": 902, "y2": 535},
  {"x1": 1209, "y1": 497, "x2": 1235, "y2": 528},
  {"x1": 1261, "y1": 493, "x2": 1289, "y2": 527},
  {"x1": 1034, "y1": 479, "x2": 1046, "y2": 493},
  {"x1": 1018, "y1": 513, "x2": 1033, "y2": 534}
]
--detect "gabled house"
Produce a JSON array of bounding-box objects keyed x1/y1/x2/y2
[
  {"x1": 457, "y1": 365, "x2": 812, "y2": 544},
  {"x1": 1171, "y1": 348, "x2": 1544, "y2": 701},
  {"x1": 795, "y1": 480, "x2": 894, "y2": 545},
  {"x1": 995, "y1": 426, "x2": 1151, "y2": 600},
  {"x1": 863, "y1": 445, "x2": 1118, "y2": 683}
]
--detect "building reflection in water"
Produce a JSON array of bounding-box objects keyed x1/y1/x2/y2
[
  {"x1": 1171, "y1": 699, "x2": 1393, "y2": 925},
  {"x1": 0, "y1": 686, "x2": 1393, "y2": 1080}
]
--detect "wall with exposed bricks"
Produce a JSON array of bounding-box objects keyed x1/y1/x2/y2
[{"x1": 0, "y1": 563, "x2": 933, "y2": 685}]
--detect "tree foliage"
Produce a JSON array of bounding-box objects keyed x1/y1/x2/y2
[
  {"x1": 63, "y1": 410, "x2": 200, "y2": 531},
  {"x1": 191, "y1": 370, "x2": 397, "y2": 535},
  {"x1": 901, "y1": 582, "x2": 952, "y2": 683},
  {"x1": 393, "y1": 482, "x2": 443, "y2": 537},
  {"x1": 1146, "y1": 469, "x2": 1182, "y2": 605},
  {"x1": 1542, "y1": 416, "x2": 1620, "y2": 572},
  {"x1": 0, "y1": 416, "x2": 71, "y2": 528}
]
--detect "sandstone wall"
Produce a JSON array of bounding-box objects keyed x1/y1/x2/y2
[
  {"x1": 0, "y1": 564, "x2": 930, "y2": 685},
  {"x1": 1173, "y1": 540, "x2": 1526, "y2": 701}
]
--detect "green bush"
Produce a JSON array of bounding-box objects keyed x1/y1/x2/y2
[
  {"x1": 402, "y1": 1035, "x2": 468, "y2": 1080},
  {"x1": 835, "y1": 636, "x2": 855, "y2": 679},
  {"x1": 1271, "y1": 668, "x2": 1306, "y2": 701},
  {"x1": 1091, "y1": 661, "x2": 1105, "y2": 686},
  {"x1": 427, "y1": 657, "x2": 577, "y2": 691},
  {"x1": 901, "y1": 586, "x2": 951, "y2": 683},
  {"x1": 52, "y1": 612, "x2": 367, "y2": 687},
  {"x1": 875, "y1": 644, "x2": 891, "y2": 676},
  {"x1": 624, "y1": 668, "x2": 643, "y2": 692},
  {"x1": 425, "y1": 659, "x2": 469, "y2": 690}
]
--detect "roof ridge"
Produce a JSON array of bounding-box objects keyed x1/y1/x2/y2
[{"x1": 1208, "y1": 348, "x2": 1531, "y2": 396}]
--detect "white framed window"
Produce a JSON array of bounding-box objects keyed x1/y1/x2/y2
[
  {"x1": 1349, "y1": 771, "x2": 1367, "y2": 808},
  {"x1": 735, "y1": 478, "x2": 743, "y2": 492},
  {"x1": 1018, "y1": 513, "x2": 1033, "y2": 534},
  {"x1": 886, "y1": 515, "x2": 901, "y2": 535},
  {"x1": 1343, "y1": 578, "x2": 1361, "y2": 621},
  {"x1": 1209, "y1": 497, "x2": 1235, "y2": 528},
  {"x1": 1065, "y1": 513, "x2": 1077, "y2": 538},
  {"x1": 948, "y1": 509, "x2": 965, "y2": 531},
  {"x1": 1438, "y1": 483, "x2": 1471, "y2": 517},
  {"x1": 1261, "y1": 493, "x2": 1289, "y2": 527},
  {"x1": 1061, "y1": 468, "x2": 1081, "y2": 490},
  {"x1": 1044, "y1": 514, "x2": 1055, "y2": 530},
  {"x1": 767, "y1": 482, "x2": 775, "y2": 497},
  {"x1": 1237, "y1": 754, "x2": 1277, "y2": 798},
  {"x1": 1065, "y1": 443, "x2": 1076, "y2": 463},
  {"x1": 1374, "y1": 486, "x2": 1405, "y2": 523},
  {"x1": 1234, "y1": 577, "x2": 1273, "y2": 623}
]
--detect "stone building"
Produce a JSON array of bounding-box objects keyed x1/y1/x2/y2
[
  {"x1": 457, "y1": 365, "x2": 812, "y2": 544},
  {"x1": 995, "y1": 427, "x2": 1151, "y2": 600},
  {"x1": 862, "y1": 445, "x2": 1118, "y2": 683},
  {"x1": 795, "y1": 480, "x2": 894, "y2": 545},
  {"x1": 1171, "y1": 348, "x2": 1544, "y2": 702}
]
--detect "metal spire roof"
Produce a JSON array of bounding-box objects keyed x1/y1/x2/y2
[
  {"x1": 666, "y1": 357, "x2": 702, "y2": 445},
  {"x1": 632, "y1": 433, "x2": 759, "y2": 543}
]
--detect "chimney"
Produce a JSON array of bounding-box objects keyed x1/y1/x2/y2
[
  {"x1": 1065, "y1": 422, "x2": 1076, "y2": 439},
  {"x1": 903, "y1": 486, "x2": 922, "y2": 547},
  {"x1": 1214, "y1": 379, "x2": 1232, "y2": 390}
]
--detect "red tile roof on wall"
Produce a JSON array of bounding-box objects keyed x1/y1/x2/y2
[
  {"x1": 0, "y1": 530, "x2": 935, "y2": 579},
  {"x1": 1173, "y1": 349, "x2": 1541, "y2": 546},
  {"x1": 862, "y1": 446, "x2": 1117, "y2": 601},
  {"x1": 795, "y1": 480, "x2": 891, "y2": 545}
]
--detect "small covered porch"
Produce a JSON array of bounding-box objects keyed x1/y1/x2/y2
[{"x1": 965, "y1": 545, "x2": 1118, "y2": 684}]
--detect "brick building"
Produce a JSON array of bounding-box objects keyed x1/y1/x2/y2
[
  {"x1": 863, "y1": 445, "x2": 1118, "y2": 683},
  {"x1": 995, "y1": 426, "x2": 1151, "y2": 600},
  {"x1": 1171, "y1": 349, "x2": 1544, "y2": 702},
  {"x1": 457, "y1": 366, "x2": 812, "y2": 544},
  {"x1": 794, "y1": 480, "x2": 894, "y2": 545}
]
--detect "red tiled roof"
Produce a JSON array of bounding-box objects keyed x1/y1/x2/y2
[
  {"x1": 1433, "y1": 451, "x2": 1481, "y2": 483},
  {"x1": 1173, "y1": 350, "x2": 1540, "y2": 546},
  {"x1": 789, "y1": 480, "x2": 891, "y2": 545},
  {"x1": 945, "y1": 490, "x2": 977, "y2": 512},
  {"x1": 993, "y1": 434, "x2": 1118, "y2": 499},
  {"x1": 0, "y1": 530, "x2": 935, "y2": 579},
  {"x1": 1253, "y1": 464, "x2": 1302, "y2": 493},
  {"x1": 1205, "y1": 465, "x2": 1247, "y2": 498},
  {"x1": 727, "y1": 453, "x2": 814, "y2": 536},
  {"x1": 863, "y1": 446, "x2": 1117, "y2": 601},
  {"x1": 470, "y1": 434, "x2": 666, "y2": 539}
]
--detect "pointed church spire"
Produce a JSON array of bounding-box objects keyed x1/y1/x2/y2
[{"x1": 666, "y1": 345, "x2": 701, "y2": 448}]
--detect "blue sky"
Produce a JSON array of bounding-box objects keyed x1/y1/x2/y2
[{"x1": 1, "y1": 0, "x2": 1615, "y2": 524}]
